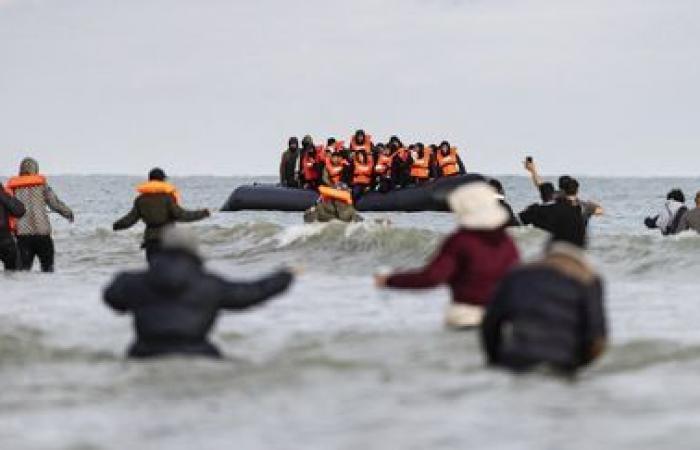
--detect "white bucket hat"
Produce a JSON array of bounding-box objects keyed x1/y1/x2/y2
[{"x1": 447, "y1": 182, "x2": 509, "y2": 230}]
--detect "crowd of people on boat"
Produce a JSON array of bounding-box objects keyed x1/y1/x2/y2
[{"x1": 279, "y1": 129, "x2": 467, "y2": 197}]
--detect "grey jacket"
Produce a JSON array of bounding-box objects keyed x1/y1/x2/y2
[
  {"x1": 678, "y1": 207, "x2": 700, "y2": 233},
  {"x1": 11, "y1": 158, "x2": 73, "y2": 236}
]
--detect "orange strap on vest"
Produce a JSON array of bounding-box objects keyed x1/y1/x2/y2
[
  {"x1": 353, "y1": 162, "x2": 372, "y2": 185},
  {"x1": 437, "y1": 148, "x2": 459, "y2": 176},
  {"x1": 318, "y1": 186, "x2": 353, "y2": 205},
  {"x1": 326, "y1": 162, "x2": 345, "y2": 185},
  {"x1": 410, "y1": 155, "x2": 431, "y2": 179},
  {"x1": 374, "y1": 155, "x2": 393, "y2": 176},
  {"x1": 302, "y1": 154, "x2": 320, "y2": 181},
  {"x1": 137, "y1": 180, "x2": 182, "y2": 204},
  {"x1": 6, "y1": 174, "x2": 47, "y2": 190},
  {"x1": 350, "y1": 135, "x2": 372, "y2": 152}
]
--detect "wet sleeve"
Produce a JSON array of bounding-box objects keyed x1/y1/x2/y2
[
  {"x1": 217, "y1": 270, "x2": 294, "y2": 310},
  {"x1": 481, "y1": 276, "x2": 511, "y2": 365},
  {"x1": 103, "y1": 273, "x2": 137, "y2": 312},
  {"x1": 581, "y1": 277, "x2": 608, "y2": 364},
  {"x1": 385, "y1": 237, "x2": 459, "y2": 289},
  {"x1": 169, "y1": 198, "x2": 209, "y2": 223},
  {"x1": 0, "y1": 189, "x2": 26, "y2": 217},
  {"x1": 113, "y1": 202, "x2": 141, "y2": 231},
  {"x1": 44, "y1": 186, "x2": 74, "y2": 220}
]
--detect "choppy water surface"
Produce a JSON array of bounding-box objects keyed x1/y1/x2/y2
[{"x1": 1, "y1": 175, "x2": 699, "y2": 450}]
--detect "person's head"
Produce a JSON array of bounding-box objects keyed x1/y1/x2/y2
[
  {"x1": 562, "y1": 177, "x2": 579, "y2": 197},
  {"x1": 558, "y1": 175, "x2": 572, "y2": 191},
  {"x1": 389, "y1": 135, "x2": 402, "y2": 147},
  {"x1": 158, "y1": 226, "x2": 203, "y2": 266},
  {"x1": 439, "y1": 141, "x2": 450, "y2": 154},
  {"x1": 488, "y1": 178, "x2": 505, "y2": 196},
  {"x1": 539, "y1": 182, "x2": 555, "y2": 203},
  {"x1": 331, "y1": 152, "x2": 343, "y2": 164},
  {"x1": 19, "y1": 157, "x2": 39, "y2": 175},
  {"x1": 354, "y1": 129, "x2": 365, "y2": 144},
  {"x1": 327, "y1": 137, "x2": 337, "y2": 147},
  {"x1": 148, "y1": 167, "x2": 167, "y2": 181},
  {"x1": 288, "y1": 136, "x2": 299, "y2": 151},
  {"x1": 667, "y1": 188, "x2": 685, "y2": 203},
  {"x1": 447, "y1": 182, "x2": 509, "y2": 230},
  {"x1": 379, "y1": 144, "x2": 391, "y2": 155},
  {"x1": 302, "y1": 135, "x2": 314, "y2": 148}
]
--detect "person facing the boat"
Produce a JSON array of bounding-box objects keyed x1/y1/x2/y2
[
  {"x1": 349, "y1": 129, "x2": 373, "y2": 153},
  {"x1": 644, "y1": 188, "x2": 688, "y2": 236},
  {"x1": 6, "y1": 157, "x2": 74, "y2": 272},
  {"x1": 0, "y1": 182, "x2": 26, "y2": 271},
  {"x1": 677, "y1": 191, "x2": 700, "y2": 233},
  {"x1": 373, "y1": 144, "x2": 394, "y2": 193},
  {"x1": 375, "y1": 182, "x2": 520, "y2": 329},
  {"x1": 488, "y1": 179, "x2": 520, "y2": 227},
  {"x1": 351, "y1": 150, "x2": 373, "y2": 199},
  {"x1": 113, "y1": 168, "x2": 210, "y2": 264},
  {"x1": 103, "y1": 227, "x2": 295, "y2": 359},
  {"x1": 436, "y1": 141, "x2": 466, "y2": 178},
  {"x1": 410, "y1": 143, "x2": 431, "y2": 185},
  {"x1": 322, "y1": 151, "x2": 349, "y2": 187},
  {"x1": 303, "y1": 182, "x2": 363, "y2": 223},
  {"x1": 279, "y1": 136, "x2": 301, "y2": 188},
  {"x1": 481, "y1": 238, "x2": 608, "y2": 375}
]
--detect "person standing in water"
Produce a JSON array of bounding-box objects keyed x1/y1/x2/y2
[
  {"x1": 677, "y1": 191, "x2": 700, "y2": 233},
  {"x1": 375, "y1": 182, "x2": 520, "y2": 329},
  {"x1": 5, "y1": 157, "x2": 74, "y2": 272},
  {"x1": 104, "y1": 227, "x2": 295, "y2": 358},
  {"x1": 112, "y1": 168, "x2": 210, "y2": 263},
  {"x1": 0, "y1": 182, "x2": 26, "y2": 271},
  {"x1": 644, "y1": 188, "x2": 688, "y2": 236}
]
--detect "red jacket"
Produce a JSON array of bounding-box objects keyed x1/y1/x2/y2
[{"x1": 386, "y1": 229, "x2": 519, "y2": 306}]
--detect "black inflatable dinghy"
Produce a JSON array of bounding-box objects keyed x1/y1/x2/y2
[{"x1": 221, "y1": 174, "x2": 485, "y2": 212}]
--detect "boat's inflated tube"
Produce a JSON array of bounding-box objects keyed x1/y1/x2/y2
[{"x1": 222, "y1": 174, "x2": 486, "y2": 212}]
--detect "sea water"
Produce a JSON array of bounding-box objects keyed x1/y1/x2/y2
[{"x1": 1, "y1": 175, "x2": 699, "y2": 450}]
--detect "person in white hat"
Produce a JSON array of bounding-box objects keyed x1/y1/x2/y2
[{"x1": 375, "y1": 181, "x2": 520, "y2": 329}]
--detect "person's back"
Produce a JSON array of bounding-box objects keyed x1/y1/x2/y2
[
  {"x1": 482, "y1": 242, "x2": 607, "y2": 374},
  {"x1": 104, "y1": 229, "x2": 294, "y2": 358},
  {"x1": 678, "y1": 192, "x2": 700, "y2": 233},
  {"x1": 0, "y1": 184, "x2": 26, "y2": 271}
]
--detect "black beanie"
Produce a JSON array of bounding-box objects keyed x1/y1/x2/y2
[{"x1": 149, "y1": 168, "x2": 167, "y2": 181}]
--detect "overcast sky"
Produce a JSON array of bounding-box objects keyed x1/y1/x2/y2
[{"x1": 1, "y1": 0, "x2": 698, "y2": 176}]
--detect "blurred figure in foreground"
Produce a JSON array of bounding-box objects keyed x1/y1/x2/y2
[
  {"x1": 104, "y1": 227, "x2": 295, "y2": 358},
  {"x1": 481, "y1": 239, "x2": 608, "y2": 375},
  {"x1": 375, "y1": 182, "x2": 519, "y2": 328}
]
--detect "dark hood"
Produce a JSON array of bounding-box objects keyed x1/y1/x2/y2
[{"x1": 147, "y1": 250, "x2": 203, "y2": 292}]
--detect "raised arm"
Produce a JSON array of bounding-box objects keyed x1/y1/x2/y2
[
  {"x1": 217, "y1": 270, "x2": 294, "y2": 310},
  {"x1": 524, "y1": 160, "x2": 544, "y2": 188}
]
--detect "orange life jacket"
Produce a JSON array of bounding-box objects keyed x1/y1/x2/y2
[
  {"x1": 318, "y1": 186, "x2": 353, "y2": 205},
  {"x1": 410, "y1": 152, "x2": 431, "y2": 179},
  {"x1": 374, "y1": 154, "x2": 393, "y2": 177},
  {"x1": 352, "y1": 159, "x2": 373, "y2": 185},
  {"x1": 6, "y1": 175, "x2": 47, "y2": 234},
  {"x1": 325, "y1": 161, "x2": 345, "y2": 186},
  {"x1": 437, "y1": 148, "x2": 460, "y2": 177},
  {"x1": 350, "y1": 135, "x2": 373, "y2": 152},
  {"x1": 136, "y1": 180, "x2": 182, "y2": 204},
  {"x1": 302, "y1": 152, "x2": 322, "y2": 181}
]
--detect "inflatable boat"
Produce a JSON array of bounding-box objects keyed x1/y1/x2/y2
[{"x1": 221, "y1": 174, "x2": 485, "y2": 212}]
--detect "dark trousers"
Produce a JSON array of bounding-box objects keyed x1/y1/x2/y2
[
  {"x1": 0, "y1": 235, "x2": 19, "y2": 271},
  {"x1": 17, "y1": 235, "x2": 55, "y2": 272}
]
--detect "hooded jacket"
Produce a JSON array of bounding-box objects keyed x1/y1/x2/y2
[
  {"x1": 0, "y1": 184, "x2": 26, "y2": 238},
  {"x1": 104, "y1": 249, "x2": 294, "y2": 358},
  {"x1": 481, "y1": 243, "x2": 607, "y2": 373},
  {"x1": 7, "y1": 158, "x2": 73, "y2": 236},
  {"x1": 647, "y1": 200, "x2": 687, "y2": 235}
]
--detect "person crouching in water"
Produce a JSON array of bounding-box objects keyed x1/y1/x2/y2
[
  {"x1": 0, "y1": 182, "x2": 26, "y2": 271},
  {"x1": 481, "y1": 238, "x2": 608, "y2": 376},
  {"x1": 103, "y1": 227, "x2": 295, "y2": 359},
  {"x1": 113, "y1": 168, "x2": 210, "y2": 263},
  {"x1": 304, "y1": 183, "x2": 363, "y2": 223},
  {"x1": 6, "y1": 157, "x2": 74, "y2": 272},
  {"x1": 375, "y1": 182, "x2": 520, "y2": 329}
]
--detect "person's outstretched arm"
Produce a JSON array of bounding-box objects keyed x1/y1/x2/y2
[
  {"x1": 0, "y1": 186, "x2": 26, "y2": 218},
  {"x1": 217, "y1": 270, "x2": 294, "y2": 310},
  {"x1": 168, "y1": 198, "x2": 210, "y2": 223},
  {"x1": 44, "y1": 185, "x2": 74, "y2": 222},
  {"x1": 524, "y1": 160, "x2": 544, "y2": 188},
  {"x1": 113, "y1": 202, "x2": 141, "y2": 231},
  {"x1": 103, "y1": 273, "x2": 138, "y2": 312},
  {"x1": 384, "y1": 237, "x2": 458, "y2": 289}
]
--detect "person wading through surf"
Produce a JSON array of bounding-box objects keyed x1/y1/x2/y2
[
  {"x1": 303, "y1": 182, "x2": 363, "y2": 223},
  {"x1": 103, "y1": 227, "x2": 295, "y2": 359},
  {"x1": 112, "y1": 168, "x2": 210, "y2": 264},
  {"x1": 6, "y1": 157, "x2": 74, "y2": 272},
  {"x1": 375, "y1": 182, "x2": 520, "y2": 329}
]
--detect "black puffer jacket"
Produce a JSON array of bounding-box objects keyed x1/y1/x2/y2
[
  {"x1": 0, "y1": 184, "x2": 26, "y2": 238},
  {"x1": 104, "y1": 249, "x2": 294, "y2": 358},
  {"x1": 481, "y1": 243, "x2": 607, "y2": 373}
]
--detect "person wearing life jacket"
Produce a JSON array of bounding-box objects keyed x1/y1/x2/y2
[
  {"x1": 410, "y1": 143, "x2": 431, "y2": 185},
  {"x1": 300, "y1": 144, "x2": 324, "y2": 189},
  {"x1": 391, "y1": 143, "x2": 413, "y2": 189},
  {"x1": 303, "y1": 182, "x2": 363, "y2": 223},
  {"x1": 113, "y1": 168, "x2": 210, "y2": 264},
  {"x1": 351, "y1": 150, "x2": 374, "y2": 200},
  {"x1": 349, "y1": 129, "x2": 373, "y2": 154},
  {"x1": 0, "y1": 182, "x2": 26, "y2": 271},
  {"x1": 322, "y1": 151, "x2": 349, "y2": 187},
  {"x1": 436, "y1": 141, "x2": 466, "y2": 178},
  {"x1": 279, "y1": 137, "x2": 301, "y2": 188},
  {"x1": 373, "y1": 144, "x2": 394, "y2": 193},
  {"x1": 427, "y1": 144, "x2": 440, "y2": 178},
  {"x1": 6, "y1": 157, "x2": 74, "y2": 272}
]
